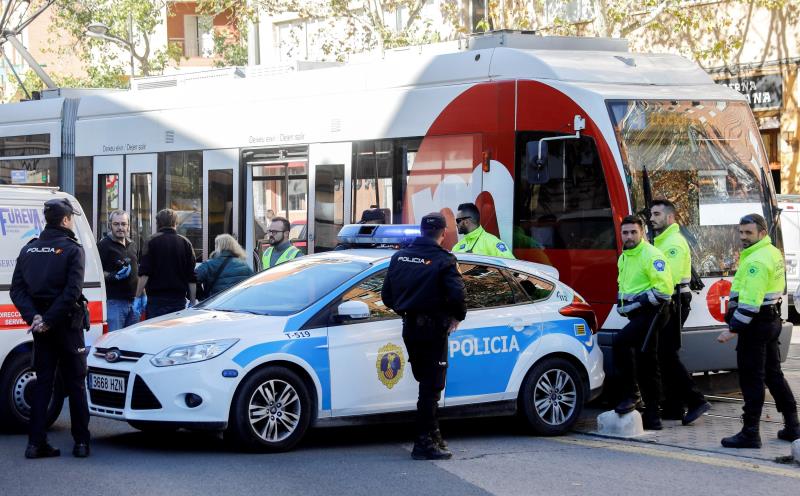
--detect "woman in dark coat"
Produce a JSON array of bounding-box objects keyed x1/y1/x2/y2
[{"x1": 196, "y1": 234, "x2": 254, "y2": 297}]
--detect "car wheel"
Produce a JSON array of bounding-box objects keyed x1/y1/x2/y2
[
  {"x1": 128, "y1": 420, "x2": 179, "y2": 433},
  {"x1": 519, "y1": 357, "x2": 585, "y2": 436},
  {"x1": 0, "y1": 353, "x2": 63, "y2": 432},
  {"x1": 227, "y1": 366, "x2": 312, "y2": 452}
]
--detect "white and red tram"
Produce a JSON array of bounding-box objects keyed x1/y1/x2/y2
[{"x1": 0, "y1": 32, "x2": 790, "y2": 373}]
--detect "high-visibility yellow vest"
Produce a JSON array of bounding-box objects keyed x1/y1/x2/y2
[
  {"x1": 654, "y1": 223, "x2": 691, "y2": 290},
  {"x1": 729, "y1": 235, "x2": 784, "y2": 326},
  {"x1": 452, "y1": 226, "x2": 514, "y2": 259},
  {"x1": 617, "y1": 240, "x2": 673, "y2": 314},
  {"x1": 261, "y1": 245, "x2": 300, "y2": 269}
]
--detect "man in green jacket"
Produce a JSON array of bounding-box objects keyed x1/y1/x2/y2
[
  {"x1": 718, "y1": 213, "x2": 799, "y2": 448},
  {"x1": 651, "y1": 199, "x2": 710, "y2": 425},
  {"x1": 261, "y1": 217, "x2": 301, "y2": 270},
  {"x1": 614, "y1": 215, "x2": 673, "y2": 430},
  {"x1": 452, "y1": 202, "x2": 514, "y2": 259}
]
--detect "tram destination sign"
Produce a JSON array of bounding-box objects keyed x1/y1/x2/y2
[{"x1": 716, "y1": 74, "x2": 782, "y2": 110}]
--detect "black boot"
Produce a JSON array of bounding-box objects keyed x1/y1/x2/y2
[
  {"x1": 411, "y1": 434, "x2": 452, "y2": 460},
  {"x1": 777, "y1": 411, "x2": 800, "y2": 442},
  {"x1": 721, "y1": 418, "x2": 761, "y2": 449},
  {"x1": 24, "y1": 443, "x2": 60, "y2": 459},
  {"x1": 615, "y1": 398, "x2": 637, "y2": 415},
  {"x1": 642, "y1": 410, "x2": 663, "y2": 431},
  {"x1": 430, "y1": 429, "x2": 451, "y2": 453},
  {"x1": 682, "y1": 401, "x2": 711, "y2": 426}
]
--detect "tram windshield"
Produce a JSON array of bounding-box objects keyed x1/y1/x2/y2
[{"x1": 608, "y1": 100, "x2": 774, "y2": 277}]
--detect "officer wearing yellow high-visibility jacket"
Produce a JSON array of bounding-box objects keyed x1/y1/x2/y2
[
  {"x1": 452, "y1": 203, "x2": 514, "y2": 259},
  {"x1": 261, "y1": 217, "x2": 301, "y2": 270},
  {"x1": 613, "y1": 215, "x2": 673, "y2": 430},
  {"x1": 718, "y1": 213, "x2": 799, "y2": 448},
  {"x1": 650, "y1": 200, "x2": 710, "y2": 426}
]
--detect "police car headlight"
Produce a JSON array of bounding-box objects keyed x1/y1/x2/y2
[{"x1": 150, "y1": 339, "x2": 239, "y2": 367}]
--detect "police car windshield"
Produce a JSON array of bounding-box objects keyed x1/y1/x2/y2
[{"x1": 201, "y1": 258, "x2": 368, "y2": 316}]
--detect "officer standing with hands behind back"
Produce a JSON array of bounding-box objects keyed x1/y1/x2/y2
[
  {"x1": 382, "y1": 213, "x2": 466, "y2": 460},
  {"x1": 10, "y1": 198, "x2": 91, "y2": 459},
  {"x1": 718, "y1": 213, "x2": 800, "y2": 448}
]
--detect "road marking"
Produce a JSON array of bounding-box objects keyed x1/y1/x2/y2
[{"x1": 551, "y1": 435, "x2": 800, "y2": 479}]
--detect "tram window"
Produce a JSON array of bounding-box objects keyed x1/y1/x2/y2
[
  {"x1": 0, "y1": 157, "x2": 58, "y2": 186},
  {"x1": 158, "y1": 151, "x2": 203, "y2": 260},
  {"x1": 208, "y1": 169, "x2": 234, "y2": 255},
  {"x1": 96, "y1": 173, "x2": 120, "y2": 239},
  {"x1": 75, "y1": 157, "x2": 93, "y2": 232},
  {"x1": 514, "y1": 134, "x2": 615, "y2": 250},
  {"x1": 0, "y1": 133, "x2": 50, "y2": 157}
]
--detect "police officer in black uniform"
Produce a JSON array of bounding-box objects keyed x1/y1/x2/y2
[
  {"x1": 10, "y1": 198, "x2": 91, "y2": 459},
  {"x1": 382, "y1": 213, "x2": 466, "y2": 460}
]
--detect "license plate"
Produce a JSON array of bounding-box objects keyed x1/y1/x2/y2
[{"x1": 88, "y1": 373, "x2": 126, "y2": 393}]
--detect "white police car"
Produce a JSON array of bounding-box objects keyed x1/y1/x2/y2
[{"x1": 86, "y1": 225, "x2": 604, "y2": 452}]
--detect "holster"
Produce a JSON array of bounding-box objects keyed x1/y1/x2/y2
[{"x1": 71, "y1": 295, "x2": 90, "y2": 332}]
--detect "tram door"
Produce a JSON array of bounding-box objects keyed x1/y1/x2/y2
[
  {"x1": 309, "y1": 143, "x2": 350, "y2": 254},
  {"x1": 92, "y1": 155, "x2": 124, "y2": 239},
  {"x1": 244, "y1": 146, "x2": 309, "y2": 269},
  {"x1": 125, "y1": 154, "x2": 158, "y2": 256},
  {"x1": 203, "y1": 149, "x2": 239, "y2": 260}
]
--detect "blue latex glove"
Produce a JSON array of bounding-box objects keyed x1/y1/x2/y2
[
  {"x1": 133, "y1": 295, "x2": 147, "y2": 315},
  {"x1": 114, "y1": 264, "x2": 132, "y2": 280}
]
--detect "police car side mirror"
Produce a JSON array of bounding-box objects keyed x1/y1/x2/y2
[{"x1": 335, "y1": 301, "x2": 371, "y2": 322}]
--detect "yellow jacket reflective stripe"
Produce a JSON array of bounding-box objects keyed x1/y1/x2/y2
[
  {"x1": 730, "y1": 235, "x2": 784, "y2": 325},
  {"x1": 654, "y1": 223, "x2": 691, "y2": 289},
  {"x1": 452, "y1": 226, "x2": 515, "y2": 259},
  {"x1": 617, "y1": 240, "x2": 673, "y2": 314},
  {"x1": 261, "y1": 245, "x2": 301, "y2": 269}
]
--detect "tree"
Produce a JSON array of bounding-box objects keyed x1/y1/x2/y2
[
  {"x1": 47, "y1": 0, "x2": 182, "y2": 86},
  {"x1": 197, "y1": 0, "x2": 441, "y2": 62}
]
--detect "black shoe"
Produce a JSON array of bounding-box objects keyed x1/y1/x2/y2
[
  {"x1": 661, "y1": 407, "x2": 685, "y2": 421},
  {"x1": 682, "y1": 401, "x2": 711, "y2": 426},
  {"x1": 615, "y1": 398, "x2": 637, "y2": 415},
  {"x1": 642, "y1": 412, "x2": 663, "y2": 431},
  {"x1": 24, "y1": 443, "x2": 60, "y2": 459},
  {"x1": 777, "y1": 426, "x2": 800, "y2": 442},
  {"x1": 411, "y1": 435, "x2": 452, "y2": 460},
  {"x1": 721, "y1": 428, "x2": 761, "y2": 449},
  {"x1": 429, "y1": 429, "x2": 451, "y2": 453},
  {"x1": 72, "y1": 443, "x2": 90, "y2": 458}
]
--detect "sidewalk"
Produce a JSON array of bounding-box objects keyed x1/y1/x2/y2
[{"x1": 574, "y1": 339, "x2": 800, "y2": 464}]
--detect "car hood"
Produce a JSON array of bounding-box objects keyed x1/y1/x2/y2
[{"x1": 93, "y1": 309, "x2": 287, "y2": 354}]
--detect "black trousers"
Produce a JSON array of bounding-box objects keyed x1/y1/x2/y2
[
  {"x1": 613, "y1": 305, "x2": 668, "y2": 412},
  {"x1": 403, "y1": 316, "x2": 449, "y2": 437},
  {"x1": 30, "y1": 326, "x2": 90, "y2": 446},
  {"x1": 736, "y1": 316, "x2": 797, "y2": 423},
  {"x1": 658, "y1": 293, "x2": 705, "y2": 410}
]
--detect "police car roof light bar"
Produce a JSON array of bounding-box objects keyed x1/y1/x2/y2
[{"x1": 337, "y1": 224, "x2": 421, "y2": 246}]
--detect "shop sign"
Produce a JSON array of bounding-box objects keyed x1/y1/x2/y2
[{"x1": 717, "y1": 74, "x2": 782, "y2": 110}]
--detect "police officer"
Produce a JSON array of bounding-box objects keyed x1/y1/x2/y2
[
  {"x1": 10, "y1": 198, "x2": 91, "y2": 459},
  {"x1": 452, "y1": 202, "x2": 514, "y2": 259},
  {"x1": 718, "y1": 213, "x2": 800, "y2": 448},
  {"x1": 382, "y1": 212, "x2": 466, "y2": 460},
  {"x1": 261, "y1": 216, "x2": 301, "y2": 269},
  {"x1": 613, "y1": 215, "x2": 673, "y2": 430},
  {"x1": 650, "y1": 200, "x2": 711, "y2": 425}
]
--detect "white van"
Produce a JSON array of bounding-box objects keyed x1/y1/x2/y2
[
  {"x1": 0, "y1": 186, "x2": 105, "y2": 430},
  {"x1": 778, "y1": 195, "x2": 800, "y2": 322}
]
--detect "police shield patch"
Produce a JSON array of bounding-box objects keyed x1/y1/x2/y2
[
  {"x1": 497, "y1": 242, "x2": 507, "y2": 252},
  {"x1": 653, "y1": 260, "x2": 666, "y2": 272},
  {"x1": 376, "y1": 343, "x2": 405, "y2": 389}
]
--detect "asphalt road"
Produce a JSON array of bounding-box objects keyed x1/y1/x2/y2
[{"x1": 1, "y1": 409, "x2": 798, "y2": 496}]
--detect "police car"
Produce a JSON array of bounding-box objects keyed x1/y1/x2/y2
[{"x1": 86, "y1": 225, "x2": 603, "y2": 452}]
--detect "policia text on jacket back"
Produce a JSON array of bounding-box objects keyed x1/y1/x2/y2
[
  {"x1": 717, "y1": 213, "x2": 800, "y2": 448},
  {"x1": 10, "y1": 198, "x2": 91, "y2": 459},
  {"x1": 613, "y1": 215, "x2": 673, "y2": 430},
  {"x1": 382, "y1": 212, "x2": 467, "y2": 460}
]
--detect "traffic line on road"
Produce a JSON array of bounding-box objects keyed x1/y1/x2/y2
[{"x1": 551, "y1": 435, "x2": 800, "y2": 479}]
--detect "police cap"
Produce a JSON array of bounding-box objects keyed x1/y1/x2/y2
[
  {"x1": 44, "y1": 198, "x2": 80, "y2": 218},
  {"x1": 420, "y1": 212, "x2": 446, "y2": 231}
]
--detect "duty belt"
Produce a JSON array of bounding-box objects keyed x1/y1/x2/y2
[{"x1": 677, "y1": 282, "x2": 691, "y2": 294}]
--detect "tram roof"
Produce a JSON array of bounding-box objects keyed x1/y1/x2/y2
[{"x1": 75, "y1": 44, "x2": 739, "y2": 120}]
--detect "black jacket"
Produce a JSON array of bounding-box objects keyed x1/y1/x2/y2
[
  {"x1": 97, "y1": 235, "x2": 138, "y2": 300},
  {"x1": 382, "y1": 236, "x2": 466, "y2": 321},
  {"x1": 10, "y1": 226, "x2": 85, "y2": 327},
  {"x1": 138, "y1": 228, "x2": 197, "y2": 299}
]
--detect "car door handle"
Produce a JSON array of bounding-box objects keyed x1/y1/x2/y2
[{"x1": 510, "y1": 319, "x2": 529, "y2": 332}]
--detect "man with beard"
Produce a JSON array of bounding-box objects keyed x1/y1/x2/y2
[
  {"x1": 650, "y1": 199, "x2": 711, "y2": 425},
  {"x1": 613, "y1": 215, "x2": 673, "y2": 430},
  {"x1": 718, "y1": 213, "x2": 799, "y2": 448},
  {"x1": 261, "y1": 216, "x2": 301, "y2": 269},
  {"x1": 451, "y1": 202, "x2": 514, "y2": 258}
]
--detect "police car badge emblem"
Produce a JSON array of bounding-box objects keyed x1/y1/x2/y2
[{"x1": 376, "y1": 343, "x2": 405, "y2": 389}]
